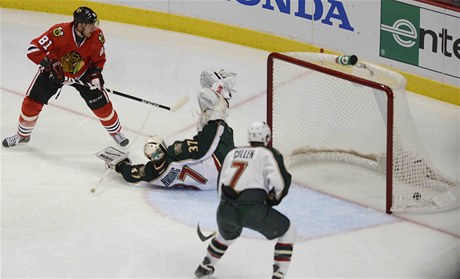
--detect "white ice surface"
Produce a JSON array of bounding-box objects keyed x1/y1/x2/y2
[{"x1": 1, "y1": 9, "x2": 459, "y2": 278}]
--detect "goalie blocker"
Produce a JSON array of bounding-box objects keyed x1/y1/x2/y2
[{"x1": 96, "y1": 146, "x2": 130, "y2": 170}]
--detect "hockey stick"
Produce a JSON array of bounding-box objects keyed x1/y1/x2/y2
[
  {"x1": 63, "y1": 77, "x2": 189, "y2": 112},
  {"x1": 197, "y1": 223, "x2": 216, "y2": 242},
  {"x1": 90, "y1": 168, "x2": 111, "y2": 193}
]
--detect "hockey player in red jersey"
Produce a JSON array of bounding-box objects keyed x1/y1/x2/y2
[{"x1": 2, "y1": 6, "x2": 129, "y2": 148}]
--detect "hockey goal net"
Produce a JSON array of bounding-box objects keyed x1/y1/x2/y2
[{"x1": 267, "y1": 52, "x2": 459, "y2": 213}]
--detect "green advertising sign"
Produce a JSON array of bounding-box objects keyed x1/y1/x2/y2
[{"x1": 380, "y1": 0, "x2": 420, "y2": 65}]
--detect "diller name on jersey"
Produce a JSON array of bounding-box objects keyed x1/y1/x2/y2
[{"x1": 27, "y1": 22, "x2": 106, "y2": 78}]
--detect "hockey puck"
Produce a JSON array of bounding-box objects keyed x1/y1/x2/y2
[
  {"x1": 91, "y1": 188, "x2": 95, "y2": 193},
  {"x1": 349, "y1": 55, "x2": 358, "y2": 65},
  {"x1": 336, "y1": 54, "x2": 358, "y2": 66}
]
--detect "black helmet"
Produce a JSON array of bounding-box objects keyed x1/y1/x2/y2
[{"x1": 73, "y1": 7, "x2": 98, "y2": 24}]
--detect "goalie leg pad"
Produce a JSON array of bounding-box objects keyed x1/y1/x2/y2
[
  {"x1": 207, "y1": 96, "x2": 228, "y2": 122},
  {"x1": 197, "y1": 88, "x2": 229, "y2": 123},
  {"x1": 197, "y1": 88, "x2": 220, "y2": 112},
  {"x1": 197, "y1": 113, "x2": 208, "y2": 132}
]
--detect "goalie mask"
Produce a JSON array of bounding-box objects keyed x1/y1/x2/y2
[
  {"x1": 144, "y1": 135, "x2": 167, "y2": 162},
  {"x1": 248, "y1": 121, "x2": 271, "y2": 146}
]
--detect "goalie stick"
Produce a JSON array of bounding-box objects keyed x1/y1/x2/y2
[
  {"x1": 90, "y1": 168, "x2": 110, "y2": 193},
  {"x1": 197, "y1": 223, "x2": 216, "y2": 242},
  {"x1": 63, "y1": 77, "x2": 189, "y2": 112}
]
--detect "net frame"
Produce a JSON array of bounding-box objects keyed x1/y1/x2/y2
[{"x1": 267, "y1": 52, "x2": 458, "y2": 214}]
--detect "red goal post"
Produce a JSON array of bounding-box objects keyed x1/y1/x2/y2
[{"x1": 266, "y1": 52, "x2": 459, "y2": 214}]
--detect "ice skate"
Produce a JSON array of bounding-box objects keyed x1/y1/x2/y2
[
  {"x1": 194, "y1": 257, "x2": 214, "y2": 278},
  {"x1": 2, "y1": 134, "x2": 30, "y2": 148},
  {"x1": 112, "y1": 132, "x2": 129, "y2": 147},
  {"x1": 272, "y1": 264, "x2": 285, "y2": 279}
]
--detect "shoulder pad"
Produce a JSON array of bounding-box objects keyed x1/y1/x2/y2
[{"x1": 96, "y1": 29, "x2": 105, "y2": 44}]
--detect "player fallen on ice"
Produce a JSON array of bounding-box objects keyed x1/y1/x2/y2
[
  {"x1": 108, "y1": 68, "x2": 236, "y2": 190},
  {"x1": 2, "y1": 7, "x2": 129, "y2": 148},
  {"x1": 194, "y1": 121, "x2": 296, "y2": 279}
]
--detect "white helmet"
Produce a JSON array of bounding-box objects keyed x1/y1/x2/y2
[
  {"x1": 144, "y1": 135, "x2": 167, "y2": 161},
  {"x1": 248, "y1": 121, "x2": 271, "y2": 146}
]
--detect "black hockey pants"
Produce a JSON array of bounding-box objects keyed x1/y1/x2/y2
[{"x1": 216, "y1": 189, "x2": 290, "y2": 241}]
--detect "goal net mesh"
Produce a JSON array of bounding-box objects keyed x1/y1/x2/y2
[{"x1": 268, "y1": 52, "x2": 459, "y2": 212}]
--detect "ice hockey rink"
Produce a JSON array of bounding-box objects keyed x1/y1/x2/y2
[{"x1": 1, "y1": 8, "x2": 459, "y2": 278}]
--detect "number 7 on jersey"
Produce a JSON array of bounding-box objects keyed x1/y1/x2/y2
[{"x1": 228, "y1": 161, "x2": 248, "y2": 188}]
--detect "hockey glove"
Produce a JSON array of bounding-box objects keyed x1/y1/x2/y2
[
  {"x1": 40, "y1": 57, "x2": 64, "y2": 84},
  {"x1": 266, "y1": 189, "x2": 280, "y2": 206},
  {"x1": 85, "y1": 67, "x2": 105, "y2": 91},
  {"x1": 114, "y1": 158, "x2": 131, "y2": 173},
  {"x1": 105, "y1": 157, "x2": 131, "y2": 172}
]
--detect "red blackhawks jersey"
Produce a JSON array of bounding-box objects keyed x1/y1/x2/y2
[{"x1": 27, "y1": 22, "x2": 106, "y2": 78}]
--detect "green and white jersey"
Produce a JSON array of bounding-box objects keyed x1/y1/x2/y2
[
  {"x1": 218, "y1": 145, "x2": 291, "y2": 202},
  {"x1": 119, "y1": 120, "x2": 234, "y2": 190}
]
